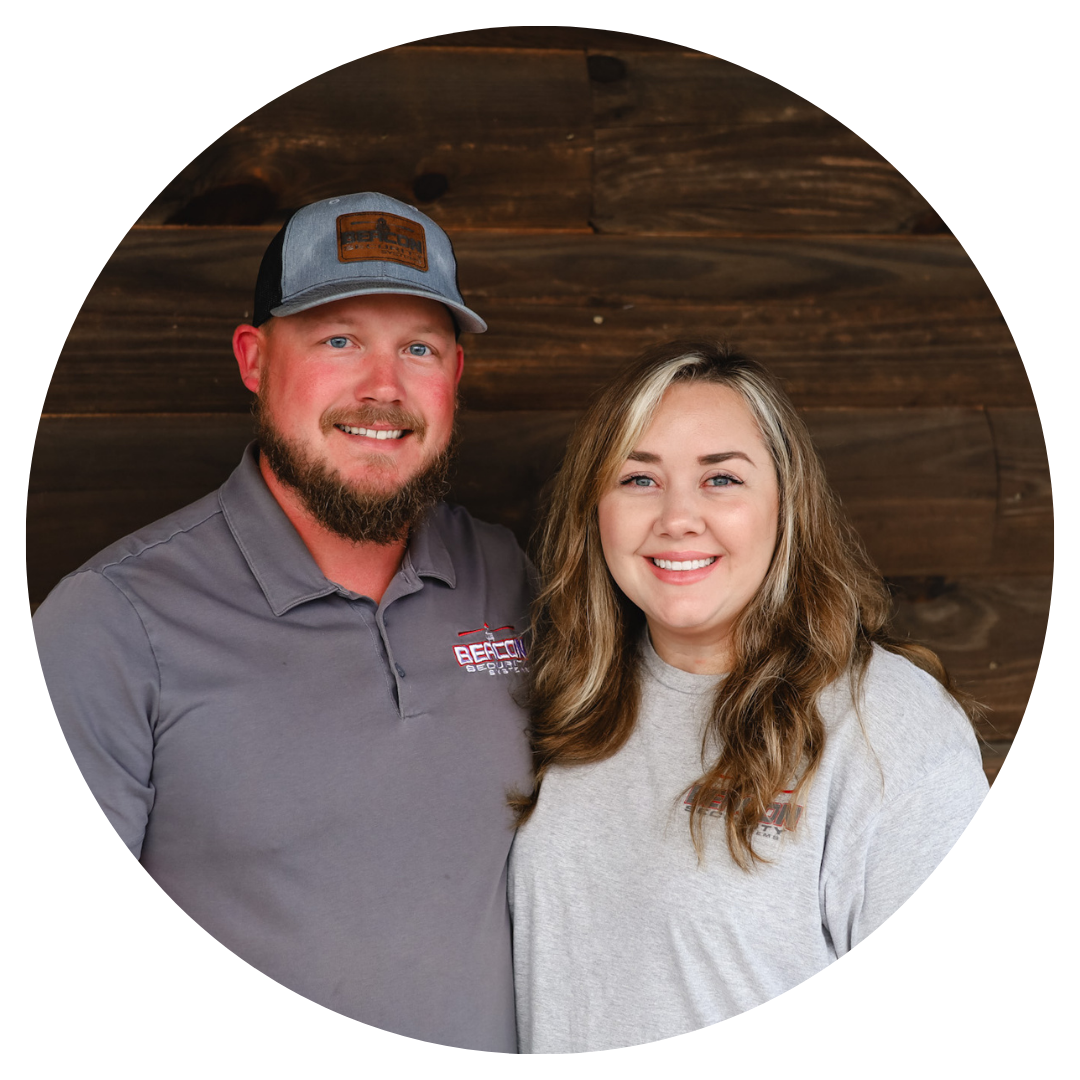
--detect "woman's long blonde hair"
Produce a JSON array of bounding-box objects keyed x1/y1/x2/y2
[{"x1": 513, "y1": 341, "x2": 978, "y2": 868}]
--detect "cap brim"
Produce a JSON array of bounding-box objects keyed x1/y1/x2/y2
[{"x1": 270, "y1": 280, "x2": 487, "y2": 333}]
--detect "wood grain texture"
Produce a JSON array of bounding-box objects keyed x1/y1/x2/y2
[
  {"x1": 47, "y1": 228, "x2": 1029, "y2": 413},
  {"x1": 987, "y1": 407, "x2": 1054, "y2": 569},
  {"x1": 588, "y1": 50, "x2": 829, "y2": 128},
  {"x1": 140, "y1": 49, "x2": 593, "y2": 229},
  {"x1": 585, "y1": 48, "x2": 943, "y2": 234},
  {"x1": 134, "y1": 40, "x2": 935, "y2": 235},
  {"x1": 980, "y1": 747, "x2": 1008, "y2": 785},
  {"x1": 411, "y1": 28, "x2": 695, "y2": 51},
  {"x1": 889, "y1": 575, "x2": 1050, "y2": 745},
  {"x1": 593, "y1": 123, "x2": 936, "y2": 234},
  {"x1": 807, "y1": 408, "x2": 998, "y2": 576}
]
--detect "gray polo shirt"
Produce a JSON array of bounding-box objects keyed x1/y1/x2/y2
[{"x1": 33, "y1": 444, "x2": 534, "y2": 1052}]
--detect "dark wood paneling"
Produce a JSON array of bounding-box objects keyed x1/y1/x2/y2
[
  {"x1": 889, "y1": 575, "x2": 1051, "y2": 745},
  {"x1": 987, "y1": 408, "x2": 1054, "y2": 569},
  {"x1": 450, "y1": 411, "x2": 578, "y2": 543},
  {"x1": 412, "y1": 28, "x2": 694, "y2": 52},
  {"x1": 979, "y1": 743, "x2": 1009, "y2": 785},
  {"x1": 27, "y1": 414, "x2": 255, "y2": 604},
  {"x1": 808, "y1": 408, "x2": 998, "y2": 576},
  {"x1": 135, "y1": 43, "x2": 934, "y2": 236},
  {"x1": 593, "y1": 122, "x2": 936, "y2": 235},
  {"x1": 48, "y1": 228, "x2": 261, "y2": 415},
  {"x1": 585, "y1": 49, "x2": 943, "y2": 235},
  {"x1": 139, "y1": 49, "x2": 593, "y2": 229},
  {"x1": 48, "y1": 228, "x2": 1027, "y2": 414},
  {"x1": 29, "y1": 414, "x2": 257, "y2": 495},
  {"x1": 589, "y1": 50, "x2": 829, "y2": 128}
]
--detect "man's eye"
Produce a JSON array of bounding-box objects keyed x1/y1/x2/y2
[
  {"x1": 327, "y1": 337, "x2": 349, "y2": 349},
  {"x1": 407, "y1": 343, "x2": 432, "y2": 357}
]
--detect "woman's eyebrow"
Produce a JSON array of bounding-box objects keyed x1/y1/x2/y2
[
  {"x1": 699, "y1": 451, "x2": 755, "y2": 466},
  {"x1": 627, "y1": 450, "x2": 755, "y2": 466}
]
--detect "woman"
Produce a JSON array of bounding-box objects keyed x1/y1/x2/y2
[{"x1": 508, "y1": 341, "x2": 988, "y2": 1053}]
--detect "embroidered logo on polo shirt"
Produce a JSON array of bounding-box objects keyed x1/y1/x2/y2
[
  {"x1": 337, "y1": 212, "x2": 428, "y2": 271},
  {"x1": 453, "y1": 623, "x2": 528, "y2": 676}
]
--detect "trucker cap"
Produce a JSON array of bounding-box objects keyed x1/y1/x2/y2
[{"x1": 253, "y1": 192, "x2": 486, "y2": 333}]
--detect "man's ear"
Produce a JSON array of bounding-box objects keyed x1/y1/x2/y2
[
  {"x1": 453, "y1": 343, "x2": 465, "y2": 387},
  {"x1": 233, "y1": 324, "x2": 267, "y2": 393}
]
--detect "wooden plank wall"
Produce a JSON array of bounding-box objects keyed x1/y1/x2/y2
[{"x1": 29, "y1": 27, "x2": 1050, "y2": 783}]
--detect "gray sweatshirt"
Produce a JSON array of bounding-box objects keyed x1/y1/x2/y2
[{"x1": 508, "y1": 638, "x2": 988, "y2": 1053}]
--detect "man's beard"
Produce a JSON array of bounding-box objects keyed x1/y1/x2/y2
[{"x1": 254, "y1": 397, "x2": 457, "y2": 545}]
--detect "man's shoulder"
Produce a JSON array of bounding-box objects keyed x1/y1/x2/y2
[
  {"x1": 62, "y1": 490, "x2": 227, "y2": 583},
  {"x1": 423, "y1": 505, "x2": 537, "y2": 600},
  {"x1": 33, "y1": 487, "x2": 234, "y2": 654},
  {"x1": 429, "y1": 502, "x2": 532, "y2": 580},
  {"x1": 432, "y1": 502, "x2": 524, "y2": 555}
]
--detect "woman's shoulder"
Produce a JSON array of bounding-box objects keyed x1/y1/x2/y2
[
  {"x1": 819, "y1": 644, "x2": 983, "y2": 791},
  {"x1": 862, "y1": 642, "x2": 965, "y2": 708}
]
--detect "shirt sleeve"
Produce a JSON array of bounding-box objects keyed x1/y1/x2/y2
[
  {"x1": 33, "y1": 569, "x2": 160, "y2": 858},
  {"x1": 820, "y1": 747, "x2": 989, "y2": 956}
]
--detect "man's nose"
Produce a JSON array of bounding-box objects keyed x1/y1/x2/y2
[{"x1": 353, "y1": 347, "x2": 404, "y2": 403}]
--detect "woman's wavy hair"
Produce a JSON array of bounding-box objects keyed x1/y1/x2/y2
[{"x1": 512, "y1": 340, "x2": 979, "y2": 868}]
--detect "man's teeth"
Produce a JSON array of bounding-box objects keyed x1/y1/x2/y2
[
  {"x1": 338, "y1": 425, "x2": 404, "y2": 440},
  {"x1": 651, "y1": 557, "x2": 716, "y2": 571}
]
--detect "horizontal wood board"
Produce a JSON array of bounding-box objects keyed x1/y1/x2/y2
[
  {"x1": 411, "y1": 28, "x2": 697, "y2": 51},
  {"x1": 143, "y1": 48, "x2": 594, "y2": 229},
  {"x1": 48, "y1": 228, "x2": 1029, "y2": 414},
  {"x1": 139, "y1": 45, "x2": 934, "y2": 235}
]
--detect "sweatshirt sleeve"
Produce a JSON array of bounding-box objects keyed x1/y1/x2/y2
[
  {"x1": 33, "y1": 569, "x2": 160, "y2": 858},
  {"x1": 820, "y1": 746, "x2": 989, "y2": 956}
]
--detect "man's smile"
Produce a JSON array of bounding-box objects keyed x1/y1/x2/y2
[{"x1": 334, "y1": 423, "x2": 409, "y2": 441}]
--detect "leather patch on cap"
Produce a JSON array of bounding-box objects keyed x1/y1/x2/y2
[{"x1": 337, "y1": 212, "x2": 428, "y2": 271}]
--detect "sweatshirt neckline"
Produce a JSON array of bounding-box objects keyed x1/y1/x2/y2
[{"x1": 641, "y1": 633, "x2": 727, "y2": 695}]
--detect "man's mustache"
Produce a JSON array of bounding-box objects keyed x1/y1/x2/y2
[{"x1": 320, "y1": 405, "x2": 428, "y2": 439}]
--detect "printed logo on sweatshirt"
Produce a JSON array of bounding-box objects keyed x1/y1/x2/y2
[
  {"x1": 683, "y1": 784, "x2": 805, "y2": 842},
  {"x1": 453, "y1": 623, "x2": 528, "y2": 676}
]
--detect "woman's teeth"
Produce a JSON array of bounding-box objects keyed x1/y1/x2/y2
[{"x1": 651, "y1": 557, "x2": 716, "y2": 571}]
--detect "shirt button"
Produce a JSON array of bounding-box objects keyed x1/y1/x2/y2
[{"x1": 395, "y1": 663, "x2": 406, "y2": 678}]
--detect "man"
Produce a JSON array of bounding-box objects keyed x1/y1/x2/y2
[{"x1": 33, "y1": 193, "x2": 534, "y2": 1052}]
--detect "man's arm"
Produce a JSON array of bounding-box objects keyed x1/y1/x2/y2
[{"x1": 33, "y1": 570, "x2": 160, "y2": 857}]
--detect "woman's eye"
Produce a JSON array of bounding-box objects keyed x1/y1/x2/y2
[
  {"x1": 327, "y1": 336, "x2": 349, "y2": 349},
  {"x1": 620, "y1": 474, "x2": 656, "y2": 488},
  {"x1": 407, "y1": 343, "x2": 432, "y2": 357},
  {"x1": 706, "y1": 474, "x2": 742, "y2": 487}
]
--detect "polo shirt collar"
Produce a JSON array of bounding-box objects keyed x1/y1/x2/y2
[
  {"x1": 403, "y1": 505, "x2": 456, "y2": 589},
  {"x1": 219, "y1": 443, "x2": 456, "y2": 616}
]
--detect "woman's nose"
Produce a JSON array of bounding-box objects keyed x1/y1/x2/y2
[{"x1": 655, "y1": 487, "x2": 705, "y2": 537}]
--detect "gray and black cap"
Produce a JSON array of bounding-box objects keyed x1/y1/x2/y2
[{"x1": 253, "y1": 191, "x2": 486, "y2": 333}]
